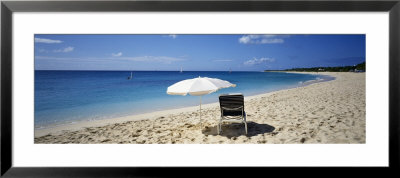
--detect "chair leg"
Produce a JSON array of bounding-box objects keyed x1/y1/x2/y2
[
  {"x1": 217, "y1": 122, "x2": 220, "y2": 135},
  {"x1": 244, "y1": 122, "x2": 248, "y2": 135},
  {"x1": 218, "y1": 119, "x2": 222, "y2": 135},
  {"x1": 243, "y1": 113, "x2": 247, "y2": 135}
]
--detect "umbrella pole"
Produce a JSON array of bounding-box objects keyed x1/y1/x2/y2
[{"x1": 199, "y1": 96, "x2": 202, "y2": 130}]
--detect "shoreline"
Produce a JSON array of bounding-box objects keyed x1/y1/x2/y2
[{"x1": 34, "y1": 72, "x2": 336, "y2": 138}]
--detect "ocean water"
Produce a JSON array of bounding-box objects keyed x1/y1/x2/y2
[{"x1": 34, "y1": 71, "x2": 334, "y2": 129}]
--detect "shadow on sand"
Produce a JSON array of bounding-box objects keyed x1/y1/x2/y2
[{"x1": 202, "y1": 121, "x2": 275, "y2": 138}]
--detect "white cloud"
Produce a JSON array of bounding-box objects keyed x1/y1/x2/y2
[
  {"x1": 239, "y1": 35, "x2": 290, "y2": 44},
  {"x1": 121, "y1": 56, "x2": 184, "y2": 64},
  {"x1": 112, "y1": 52, "x2": 123, "y2": 57},
  {"x1": 168, "y1": 34, "x2": 178, "y2": 39},
  {"x1": 35, "y1": 56, "x2": 80, "y2": 60},
  {"x1": 213, "y1": 59, "x2": 233, "y2": 62},
  {"x1": 38, "y1": 49, "x2": 49, "y2": 53},
  {"x1": 35, "y1": 38, "x2": 63, "y2": 44},
  {"x1": 244, "y1": 57, "x2": 275, "y2": 65},
  {"x1": 53, "y1": 46, "x2": 74, "y2": 53}
]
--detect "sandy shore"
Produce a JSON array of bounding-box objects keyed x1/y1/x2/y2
[{"x1": 35, "y1": 72, "x2": 365, "y2": 144}]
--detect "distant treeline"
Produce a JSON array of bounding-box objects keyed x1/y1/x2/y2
[{"x1": 266, "y1": 62, "x2": 366, "y2": 72}]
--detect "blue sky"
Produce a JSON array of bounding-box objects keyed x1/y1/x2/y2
[{"x1": 34, "y1": 34, "x2": 365, "y2": 71}]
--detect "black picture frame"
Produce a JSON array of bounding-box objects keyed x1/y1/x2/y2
[{"x1": 1, "y1": 0, "x2": 399, "y2": 177}]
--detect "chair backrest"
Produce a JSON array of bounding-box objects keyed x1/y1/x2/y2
[{"x1": 219, "y1": 94, "x2": 244, "y2": 111}]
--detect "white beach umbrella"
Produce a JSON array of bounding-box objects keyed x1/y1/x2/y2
[{"x1": 167, "y1": 76, "x2": 236, "y2": 129}]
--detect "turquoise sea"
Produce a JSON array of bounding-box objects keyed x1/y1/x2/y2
[{"x1": 34, "y1": 71, "x2": 334, "y2": 129}]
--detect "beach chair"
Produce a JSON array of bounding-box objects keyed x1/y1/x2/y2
[{"x1": 217, "y1": 93, "x2": 248, "y2": 135}]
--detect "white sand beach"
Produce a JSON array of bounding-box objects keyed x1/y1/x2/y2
[{"x1": 34, "y1": 72, "x2": 365, "y2": 144}]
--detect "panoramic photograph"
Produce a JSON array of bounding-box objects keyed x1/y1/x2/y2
[{"x1": 34, "y1": 34, "x2": 365, "y2": 144}]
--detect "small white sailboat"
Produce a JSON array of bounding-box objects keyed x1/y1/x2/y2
[
  {"x1": 180, "y1": 67, "x2": 183, "y2": 73},
  {"x1": 229, "y1": 68, "x2": 232, "y2": 73},
  {"x1": 127, "y1": 72, "x2": 133, "y2": 80}
]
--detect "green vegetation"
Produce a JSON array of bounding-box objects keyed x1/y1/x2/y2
[
  {"x1": 355, "y1": 62, "x2": 365, "y2": 71},
  {"x1": 265, "y1": 62, "x2": 365, "y2": 72}
]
